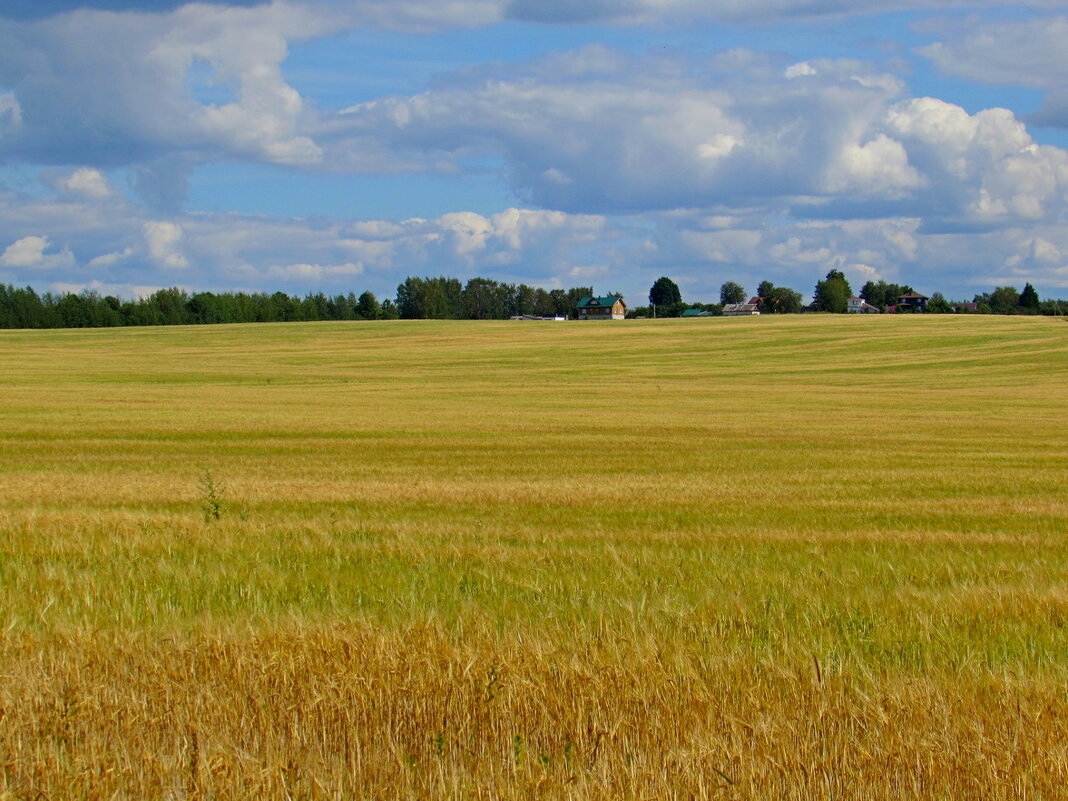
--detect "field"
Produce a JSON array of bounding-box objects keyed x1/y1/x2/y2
[{"x1": 1, "y1": 314, "x2": 1067, "y2": 799}]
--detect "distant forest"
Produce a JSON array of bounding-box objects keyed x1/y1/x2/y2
[
  {"x1": 0, "y1": 277, "x2": 600, "y2": 329},
  {"x1": 0, "y1": 273, "x2": 1063, "y2": 329}
]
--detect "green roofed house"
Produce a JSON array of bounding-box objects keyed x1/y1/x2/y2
[{"x1": 576, "y1": 296, "x2": 627, "y2": 320}]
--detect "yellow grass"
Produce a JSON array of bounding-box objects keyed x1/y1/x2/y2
[{"x1": 1, "y1": 314, "x2": 1067, "y2": 798}]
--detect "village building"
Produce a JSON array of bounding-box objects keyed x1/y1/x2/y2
[
  {"x1": 575, "y1": 296, "x2": 627, "y2": 320},
  {"x1": 847, "y1": 296, "x2": 881, "y2": 313},
  {"x1": 897, "y1": 292, "x2": 929, "y2": 312},
  {"x1": 722, "y1": 302, "x2": 761, "y2": 316}
]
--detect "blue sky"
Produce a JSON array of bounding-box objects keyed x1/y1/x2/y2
[{"x1": 2, "y1": 1, "x2": 1068, "y2": 305}]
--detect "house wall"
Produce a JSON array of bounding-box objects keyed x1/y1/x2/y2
[{"x1": 579, "y1": 302, "x2": 625, "y2": 319}]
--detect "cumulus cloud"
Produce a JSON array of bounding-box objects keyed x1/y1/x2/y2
[
  {"x1": 0, "y1": 234, "x2": 75, "y2": 269},
  {"x1": 330, "y1": 207, "x2": 607, "y2": 280},
  {"x1": 886, "y1": 97, "x2": 1068, "y2": 224},
  {"x1": 267, "y1": 261, "x2": 364, "y2": 281},
  {"x1": 920, "y1": 16, "x2": 1068, "y2": 128},
  {"x1": 338, "y1": 50, "x2": 919, "y2": 212},
  {"x1": 334, "y1": 47, "x2": 1068, "y2": 228},
  {"x1": 0, "y1": 167, "x2": 619, "y2": 296},
  {"x1": 3, "y1": 168, "x2": 1068, "y2": 305},
  {"x1": 143, "y1": 221, "x2": 189, "y2": 269},
  {"x1": 56, "y1": 167, "x2": 113, "y2": 200},
  {"x1": 88, "y1": 247, "x2": 136, "y2": 268},
  {"x1": 0, "y1": 2, "x2": 328, "y2": 173}
]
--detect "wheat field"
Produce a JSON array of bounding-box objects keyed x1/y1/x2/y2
[{"x1": 1, "y1": 314, "x2": 1067, "y2": 799}]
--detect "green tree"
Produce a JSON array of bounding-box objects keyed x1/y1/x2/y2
[
  {"x1": 756, "y1": 280, "x2": 775, "y2": 299},
  {"x1": 649, "y1": 276, "x2": 682, "y2": 308},
  {"x1": 927, "y1": 292, "x2": 953, "y2": 314},
  {"x1": 814, "y1": 269, "x2": 852, "y2": 313},
  {"x1": 1019, "y1": 282, "x2": 1040, "y2": 312},
  {"x1": 463, "y1": 277, "x2": 508, "y2": 319},
  {"x1": 396, "y1": 276, "x2": 463, "y2": 319},
  {"x1": 765, "y1": 286, "x2": 803, "y2": 314},
  {"x1": 988, "y1": 286, "x2": 1021, "y2": 315},
  {"x1": 355, "y1": 291, "x2": 381, "y2": 320},
  {"x1": 863, "y1": 281, "x2": 915, "y2": 309},
  {"x1": 719, "y1": 281, "x2": 746, "y2": 306}
]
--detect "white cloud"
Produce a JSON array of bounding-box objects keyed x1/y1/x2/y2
[
  {"x1": 336, "y1": 50, "x2": 917, "y2": 213},
  {"x1": 785, "y1": 61, "x2": 817, "y2": 79},
  {"x1": 332, "y1": 47, "x2": 1068, "y2": 228},
  {"x1": 1, "y1": 235, "x2": 48, "y2": 266},
  {"x1": 267, "y1": 261, "x2": 364, "y2": 280},
  {"x1": 824, "y1": 134, "x2": 925, "y2": 197},
  {"x1": 0, "y1": 2, "x2": 329, "y2": 178},
  {"x1": 143, "y1": 220, "x2": 189, "y2": 269},
  {"x1": 919, "y1": 16, "x2": 1068, "y2": 128},
  {"x1": 3, "y1": 169, "x2": 1068, "y2": 306},
  {"x1": 919, "y1": 16, "x2": 1068, "y2": 90},
  {"x1": 88, "y1": 246, "x2": 135, "y2": 268},
  {"x1": 58, "y1": 167, "x2": 112, "y2": 200},
  {"x1": 886, "y1": 97, "x2": 1068, "y2": 224},
  {"x1": 0, "y1": 234, "x2": 74, "y2": 269}
]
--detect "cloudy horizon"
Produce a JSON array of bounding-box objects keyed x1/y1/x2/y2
[{"x1": 2, "y1": 0, "x2": 1067, "y2": 305}]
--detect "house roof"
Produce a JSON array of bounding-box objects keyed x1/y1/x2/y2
[
  {"x1": 576, "y1": 296, "x2": 625, "y2": 308},
  {"x1": 898, "y1": 292, "x2": 929, "y2": 300},
  {"x1": 681, "y1": 309, "x2": 713, "y2": 316}
]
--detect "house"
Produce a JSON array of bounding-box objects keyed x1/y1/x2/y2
[
  {"x1": 847, "y1": 296, "x2": 880, "y2": 313},
  {"x1": 953, "y1": 302, "x2": 978, "y2": 313},
  {"x1": 897, "y1": 292, "x2": 929, "y2": 312},
  {"x1": 681, "y1": 309, "x2": 715, "y2": 317},
  {"x1": 722, "y1": 303, "x2": 761, "y2": 316},
  {"x1": 576, "y1": 296, "x2": 626, "y2": 320}
]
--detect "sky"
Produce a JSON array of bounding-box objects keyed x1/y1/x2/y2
[{"x1": 2, "y1": 1, "x2": 1068, "y2": 305}]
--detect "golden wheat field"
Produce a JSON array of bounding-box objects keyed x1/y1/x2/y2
[{"x1": 1, "y1": 314, "x2": 1067, "y2": 799}]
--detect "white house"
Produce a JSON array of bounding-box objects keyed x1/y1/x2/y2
[{"x1": 847, "y1": 297, "x2": 880, "y2": 313}]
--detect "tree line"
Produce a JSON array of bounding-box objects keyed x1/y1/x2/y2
[
  {"x1": 812, "y1": 271, "x2": 1059, "y2": 315},
  {"x1": 395, "y1": 277, "x2": 600, "y2": 320},
  {"x1": 631, "y1": 276, "x2": 805, "y2": 317},
  {"x1": 0, "y1": 277, "x2": 602, "y2": 329},
  {"x1": 2, "y1": 270, "x2": 1064, "y2": 330},
  {"x1": 637, "y1": 272, "x2": 1064, "y2": 318}
]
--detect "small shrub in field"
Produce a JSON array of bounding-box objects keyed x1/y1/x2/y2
[{"x1": 199, "y1": 469, "x2": 225, "y2": 522}]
